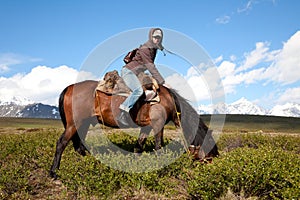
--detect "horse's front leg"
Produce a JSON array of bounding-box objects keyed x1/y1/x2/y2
[{"x1": 134, "y1": 126, "x2": 151, "y2": 153}]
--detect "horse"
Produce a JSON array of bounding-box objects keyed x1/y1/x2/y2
[{"x1": 49, "y1": 76, "x2": 219, "y2": 179}]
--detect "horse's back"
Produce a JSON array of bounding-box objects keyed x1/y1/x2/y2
[
  {"x1": 71, "y1": 80, "x2": 98, "y2": 91},
  {"x1": 66, "y1": 80, "x2": 98, "y2": 103},
  {"x1": 63, "y1": 80, "x2": 98, "y2": 125}
]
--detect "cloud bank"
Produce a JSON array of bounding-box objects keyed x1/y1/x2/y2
[
  {"x1": 165, "y1": 31, "x2": 300, "y2": 107},
  {"x1": 215, "y1": 31, "x2": 300, "y2": 105},
  {"x1": 0, "y1": 65, "x2": 96, "y2": 105}
]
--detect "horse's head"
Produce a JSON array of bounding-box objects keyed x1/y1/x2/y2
[
  {"x1": 167, "y1": 89, "x2": 219, "y2": 161},
  {"x1": 189, "y1": 117, "x2": 219, "y2": 160}
]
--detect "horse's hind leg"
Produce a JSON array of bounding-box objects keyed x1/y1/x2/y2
[
  {"x1": 71, "y1": 132, "x2": 88, "y2": 156},
  {"x1": 71, "y1": 120, "x2": 90, "y2": 156},
  {"x1": 49, "y1": 125, "x2": 77, "y2": 179},
  {"x1": 150, "y1": 104, "x2": 166, "y2": 151},
  {"x1": 134, "y1": 126, "x2": 151, "y2": 153},
  {"x1": 154, "y1": 128, "x2": 164, "y2": 150}
]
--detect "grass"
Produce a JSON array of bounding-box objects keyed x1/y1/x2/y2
[
  {"x1": 0, "y1": 115, "x2": 299, "y2": 199},
  {"x1": 201, "y1": 114, "x2": 300, "y2": 133},
  {"x1": 0, "y1": 117, "x2": 62, "y2": 129}
]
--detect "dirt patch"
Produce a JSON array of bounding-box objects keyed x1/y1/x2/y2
[{"x1": 3, "y1": 168, "x2": 76, "y2": 200}]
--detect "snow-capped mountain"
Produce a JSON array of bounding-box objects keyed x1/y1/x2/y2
[
  {"x1": 0, "y1": 95, "x2": 34, "y2": 106},
  {"x1": 198, "y1": 98, "x2": 267, "y2": 115},
  {"x1": 269, "y1": 103, "x2": 300, "y2": 118},
  {"x1": 228, "y1": 97, "x2": 267, "y2": 115},
  {"x1": 0, "y1": 96, "x2": 60, "y2": 119},
  {"x1": 198, "y1": 97, "x2": 300, "y2": 118},
  {"x1": 18, "y1": 103, "x2": 60, "y2": 119}
]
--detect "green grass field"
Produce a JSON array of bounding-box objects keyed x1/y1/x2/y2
[
  {"x1": 1, "y1": 114, "x2": 300, "y2": 132},
  {"x1": 201, "y1": 114, "x2": 300, "y2": 133},
  {"x1": 0, "y1": 117, "x2": 62, "y2": 129},
  {"x1": 0, "y1": 115, "x2": 299, "y2": 199}
]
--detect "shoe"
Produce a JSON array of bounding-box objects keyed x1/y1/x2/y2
[{"x1": 117, "y1": 111, "x2": 130, "y2": 127}]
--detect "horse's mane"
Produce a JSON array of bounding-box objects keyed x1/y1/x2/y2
[{"x1": 168, "y1": 88, "x2": 208, "y2": 145}]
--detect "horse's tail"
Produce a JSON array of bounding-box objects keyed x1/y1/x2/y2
[{"x1": 59, "y1": 86, "x2": 68, "y2": 129}]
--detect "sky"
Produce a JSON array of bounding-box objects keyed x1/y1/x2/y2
[{"x1": 0, "y1": 0, "x2": 300, "y2": 109}]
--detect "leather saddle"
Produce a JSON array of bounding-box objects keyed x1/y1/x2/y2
[{"x1": 95, "y1": 70, "x2": 160, "y2": 102}]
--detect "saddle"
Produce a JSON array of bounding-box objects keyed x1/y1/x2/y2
[{"x1": 95, "y1": 70, "x2": 160, "y2": 103}]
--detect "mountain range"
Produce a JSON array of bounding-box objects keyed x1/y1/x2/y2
[
  {"x1": 0, "y1": 96, "x2": 300, "y2": 119},
  {"x1": 0, "y1": 96, "x2": 60, "y2": 119},
  {"x1": 198, "y1": 97, "x2": 300, "y2": 118}
]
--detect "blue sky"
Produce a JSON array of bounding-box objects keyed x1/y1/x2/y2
[{"x1": 0, "y1": 0, "x2": 300, "y2": 109}]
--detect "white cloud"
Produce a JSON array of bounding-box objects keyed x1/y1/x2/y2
[
  {"x1": 215, "y1": 15, "x2": 231, "y2": 24},
  {"x1": 237, "y1": 0, "x2": 276, "y2": 14},
  {"x1": 0, "y1": 53, "x2": 42, "y2": 74},
  {"x1": 218, "y1": 60, "x2": 236, "y2": 78},
  {"x1": 277, "y1": 87, "x2": 300, "y2": 104},
  {"x1": 237, "y1": 42, "x2": 279, "y2": 72},
  {"x1": 177, "y1": 65, "x2": 225, "y2": 103},
  {"x1": 217, "y1": 0, "x2": 275, "y2": 26},
  {"x1": 216, "y1": 61, "x2": 241, "y2": 95},
  {"x1": 214, "y1": 31, "x2": 300, "y2": 95},
  {"x1": 214, "y1": 55, "x2": 223, "y2": 64},
  {"x1": 241, "y1": 68, "x2": 266, "y2": 84},
  {"x1": 174, "y1": 31, "x2": 298, "y2": 108},
  {"x1": 0, "y1": 65, "x2": 9, "y2": 74},
  {"x1": 230, "y1": 55, "x2": 237, "y2": 62},
  {"x1": 0, "y1": 53, "x2": 22, "y2": 74},
  {"x1": 0, "y1": 65, "x2": 97, "y2": 105},
  {"x1": 187, "y1": 75, "x2": 210, "y2": 102},
  {"x1": 165, "y1": 73, "x2": 199, "y2": 102},
  {"x1": 264, "y1": 31, "x2": 300, "y2": 84},
  {"x1": 166, "y1": 66, "x2": 221, "y2": 103},
  {"x1": 237, "y1": 0, "x2": 254, "y2": 13}
]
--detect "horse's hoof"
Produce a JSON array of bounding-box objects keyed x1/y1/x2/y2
[
  {"x1": 154, "y1": 149, "x2": 163, "y2": 156},
  {"x1": 205, "y1": 157, "x2": 213, "y2": 164},
  {"x1": 134, "y1": 147, "x2": 143, "y2": 154},
  {"x1": 77, "y1": 149, "x2": 86, "y2": 156},
  {"x1": 198, "y1": 157, "x2": 213, "y2": 164},
  {"x1": 49, "y1": 171, "x2": 58, "y2": 180}
]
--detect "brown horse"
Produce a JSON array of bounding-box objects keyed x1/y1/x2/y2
[{"x1": 49, "y1": 79, "x2": 219, "y2": 179}]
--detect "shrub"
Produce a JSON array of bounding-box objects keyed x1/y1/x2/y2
[
  {"x1": 187, "y1": 145, "x2": 300, "y2": 199},
  {"x1": 0, "y1": 128, "x2": 299, "y2": 199}
]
